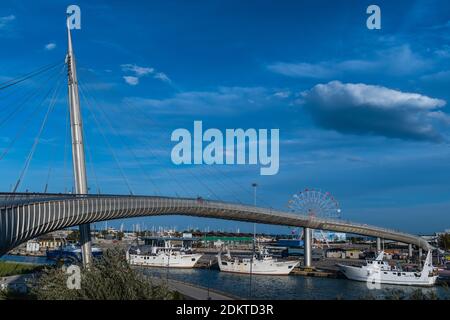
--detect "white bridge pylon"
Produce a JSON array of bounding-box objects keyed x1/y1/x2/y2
[{"x1": 0, "y1": 193, "x2": 431, "y2": 256}]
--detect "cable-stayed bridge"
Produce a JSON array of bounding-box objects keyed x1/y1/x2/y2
[
  {"x1": 0, "y1": 192, "x2": 430, "y2": 256},
  {"x1": 0, "y1": 16, "x2": 431, "y2": 268}
]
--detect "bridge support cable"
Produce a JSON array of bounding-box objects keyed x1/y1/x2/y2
[
  {"x1": 118, "y1": 93, "x2": 262, "y2": 204},
  {"x1": 78, "y1": 66, "x2": 229, "y2": 200},
  {"x1": 0, "y1": 60, "x2": 64, "y2": 91},
  {"x1": 78, "y1": 81, "x2": 163, "y2": 196},
  {"x1": 0, "y1": 66, "x2": 67, "y2": 161},
  {"x1": 119, "y1": 97, "x2": 229, "y2": 200},
  {"x1": 0, "y1": 76, "x2": 42, "y2": 112},
  {"x1": 77, "y1": 66, "x2": 221, "y2": 199},
  {"x1": 78, "y1": 80, "x2": 193, "y2": 198},
  {"x1": 77, "y1": 66, "x2": 264, "y2": 205},
  {"x1": 199, "y1": 165, "x2": 249, "y2": 204},
  {"x1": 84, "y1": 123, "x2": 101, "y2": 195},
  {"x1": 77, "y1": 85, "x2": 135, "y2": 196},
  {"x1": 62, "y1": 102, "x2": 72, "y2": 193},
  {"x1": 0, "y1": 63, "x2": 66, "y2": 131},
  {"x1": 11, "y1": 69, "x2": 65, "y2": 193},
  {"x1": 123, "y1": 102, "x2": 266, "y2": 204},
  {"x1": 115, "y1": 95, "x2": 226, "y2": 200},
  {"x1": 43, "y1": 167, "x2": 52, "y2": 193},
  {"x1": 40, "y1": 70, "x2": 68, "y2": 193}
]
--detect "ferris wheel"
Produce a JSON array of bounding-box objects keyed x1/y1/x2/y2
[{"x1": 288, "y1": 188, "x2": 341, "y2": 219}]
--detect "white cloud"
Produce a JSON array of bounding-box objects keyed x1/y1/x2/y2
[
  {"x1": 299, "y1": 81, "x2": 447, "y2": 142},
  {"x1": 45, "y1": 43, "x2": 56, "y2": 51},
  {"x1": 123, "y1": 76, "x2": 139, "y2": 86},
  {"x1": 121, "y1": 64, "x2": 171, "y2": 85},
  {"x1": 301, "y1": 81, "x2": 445, "y2": 110},
  {"x1": 268, "y1": 45, "x2": 431, "y2": 79},
  {"x1": 153, "y1": 72, "x2": 171, "y2": 83},
  {"x1": 0, "y1": 15, "x2": 15, "y2": 29},
  {"x1": 124, "y1": 87, "x2": 275, "y2": 115},
  {"x1": 268, "y1": 62, "x2": 334, "y2": 79},
  {"x1": 273, "y1": 91, "x2": 291, "y2": 98},
  {"x1": 421, "y1": 70, "x2": 450, "y2": 82},
  {"x1": 434, "y1": 45, "x2": 450, "y2": 58},
  {"x1": 428, "y1": 111, "x2": 450, "y2": 125},
  {"x1": 121, "y1": 64, "x2": 154, "y2": 76}
]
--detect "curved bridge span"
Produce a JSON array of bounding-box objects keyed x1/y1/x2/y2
[{"x1": 0, "y1": 193, "x2": 430, "y2": 255}]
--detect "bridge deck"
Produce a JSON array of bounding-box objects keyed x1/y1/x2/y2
[{"x1": 0, "y1": 193, "x2": 430, "y2": 255}]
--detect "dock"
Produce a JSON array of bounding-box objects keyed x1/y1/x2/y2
[
  {"x1": 291, "y1": 267, "x2": 339, "y2": 278},
  {"x1": 150, "y1": 277, "x2": 237, "y2": 300}
]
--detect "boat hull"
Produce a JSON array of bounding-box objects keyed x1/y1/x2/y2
[
  {"x1": 338, "y1": 264, "x2": 438, "y2": 287},
  {"x1": 219, "y1": 259, "x2": 299, "y2": 275}
]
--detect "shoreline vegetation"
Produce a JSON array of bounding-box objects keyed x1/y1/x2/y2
[
  {"x1": 1, "y1": 249, "x2": 182, "y2": 300},
  {"x1": 0, "y1": 262, "x2": 43, "y2": 277}
]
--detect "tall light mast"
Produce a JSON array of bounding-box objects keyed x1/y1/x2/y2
[{"x1": 66, "y1": 18, "x2": 92, "y2": 266}]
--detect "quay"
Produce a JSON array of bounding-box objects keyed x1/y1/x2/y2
[{"x1": 150, "y1": 277, "x2": 237, "y2": 300}]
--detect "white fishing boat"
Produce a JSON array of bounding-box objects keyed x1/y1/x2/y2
[
  {"x1": 46, "y1": 244, "x2": 103, "y2": 261},
  {"x1": 338, "y1": 250, "x2": 438, "y2": 286},
  {"x1": 126, "y1": 238, "x2": 202, "y2": 268},
  {"x1": 217, "y1": 247, "x2": 299, "y2": 275}
]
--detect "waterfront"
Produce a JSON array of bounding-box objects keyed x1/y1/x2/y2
[
  {"x1": 142, "y1": 267, "x2": 450, "y2": 300},
  {"x1": 1, "y1": 254, "x2": 449, "y2": 300}
]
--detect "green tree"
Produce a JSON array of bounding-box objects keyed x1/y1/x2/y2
[
  {"x1": 32, "y1": 248, "x2": 182, "y2": 300},
  {"x1": 438, "y1": 233, "x2": 450, "y2": 250},
  {"x1": 383, "y1": 288, "x2": 440, "y2": 300}
]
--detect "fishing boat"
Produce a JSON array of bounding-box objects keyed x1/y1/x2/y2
[
  {"x1": 217, "y1": 247, "x2": 299, "y2": 275},
  {"x1": 46, "y1": 244, "x2": 103, "y2": 261},
  {"x1": 338, "y1": 250, "x2": 438, "y2": 286},
  {"x1": 126, "y1": 238, "x2": 202, "y2": 268}
]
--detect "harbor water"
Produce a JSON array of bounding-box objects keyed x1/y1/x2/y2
[
  {"x1": 0, "y1": 254, "x2": 55, "y2": 265},
  {"x1": 2, "y1": 254, "x2": 448, "y2": 300},
  {"x1": 141, "y1": 267, "x2": 450, "y2": 300}
]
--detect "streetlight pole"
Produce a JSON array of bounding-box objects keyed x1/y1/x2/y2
[
  {"x1": 249, "y1": 182, "x2": 258, "y2": 299},
  {"x1": 252, "y1": 183, "x2": 257, "y2": 239}
]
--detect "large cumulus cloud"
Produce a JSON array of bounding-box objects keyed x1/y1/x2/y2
[{"x1": 299, "y1": 81, "x2": 447, "y2": 142}]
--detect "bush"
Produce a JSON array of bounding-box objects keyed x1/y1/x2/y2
[
  {"x1": 383, "y1": 288, "x2": 440, "y2": 300},
  {"x1": 32, "y1": 248, "x2": 182, "y2": 300},
  {"x1": 438, "y1": 233, "x2": 450, "y2": 250}
]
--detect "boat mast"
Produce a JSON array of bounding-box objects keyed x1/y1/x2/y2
[{"x1": 66, "y1": 17, "x2": 92, "y2": 266}]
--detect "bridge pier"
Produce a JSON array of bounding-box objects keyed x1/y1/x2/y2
[
  {"x1": 408, "y1": 244, "x2": 413, "y2": 258},
  {"x1": 419, "y1": 247, "x2": 423, "y2": 265},
  {"x1": 304, "y1": 227, "x2": 312, "y2": 268},
  {"x1": 67, "y1": 17, "x2": 92, "y2": 267},
  {"x1": 376, "y1": 237, "x2": 381, "y2": 252},
  {"x1": 79, "y1": 224, "x2": 92, "y2": 265}
]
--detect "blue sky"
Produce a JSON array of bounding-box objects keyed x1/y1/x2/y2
[{"x1": 1, "y1": 0, "x2": 450, "y2": 234}]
